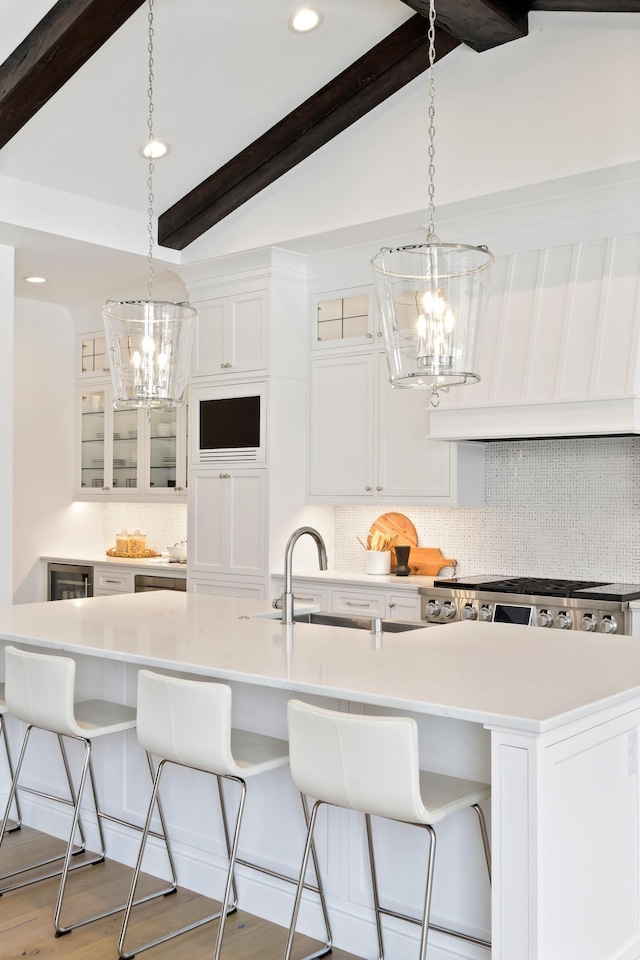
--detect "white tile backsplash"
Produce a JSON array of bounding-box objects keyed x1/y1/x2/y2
[
  {"x1": 334, "y1": 438, "x2": 640, "y2": 582},
  {"x1": 103, "y1": 503, "x2": 187, "y2": 554}
]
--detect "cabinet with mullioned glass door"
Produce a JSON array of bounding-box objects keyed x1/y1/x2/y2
[
  {"x1": 310, "y1": 286, "x2": 379, "y2": 352},
  {"x1": 77, "y1": 384, "x2": 187, "y2": 502}
]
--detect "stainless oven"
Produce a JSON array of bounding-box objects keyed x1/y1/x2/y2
[
  {"x1": 419, "y1": 576, "x2": 640, "y2": 635},
  {"x1": 48, "y1": 563, "x2": 93, "y2": 601}
]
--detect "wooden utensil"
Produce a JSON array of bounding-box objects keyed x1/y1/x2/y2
[{"x1": 369, "y1": 513, "x2": 418, "y2": 568}]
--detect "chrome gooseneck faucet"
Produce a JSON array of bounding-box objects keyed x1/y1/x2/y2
[{"x1": 280, "y1": 527, "x2": 328, "y2": 625}]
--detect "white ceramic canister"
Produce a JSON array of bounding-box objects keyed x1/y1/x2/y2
[{"x1": 365, "y1": 550, "x2": 391, "y2": 575}]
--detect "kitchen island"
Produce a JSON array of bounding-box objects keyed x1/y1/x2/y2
[{"x1": 0, "y1": 590, "x2": 639, "y2": 960}]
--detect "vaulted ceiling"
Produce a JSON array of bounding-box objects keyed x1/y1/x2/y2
[
  {"x1": 0, "y1": 1, "x2": 638, "y2": 304},
  {"x1": 1, "y1": 0, "x2": 637, "y2": 253}
]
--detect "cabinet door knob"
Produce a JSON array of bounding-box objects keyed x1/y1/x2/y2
[
  {"x1": 366, "y1": 332, "x2": 373, "y2": 339},
  {"x1": 389, "y1": 602, "x2": 396, "y2": 608},
  {"x1": 376, "y1": 486, "x2": 383, "y2": 491},
  {"x1": 220, "y1": 362, "x2": 233, "y2": 369},
  {"x1": 365, "y1": 485, "x2": 372, "y2": 491}
]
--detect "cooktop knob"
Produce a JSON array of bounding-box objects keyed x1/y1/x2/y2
[
  {"x1": 537, "y1": 609, "x2": 553, "y2": 628},
  {"x1": 580, "y1": 614, "x2": 596, "y2": 632},
  {"x1": 598, "y1": 615, "x2": 617, "y2": 635},
  {"x1": 426, "y1": 599, "x2": 441, "y2": 618},
  {"x1": 442, "y1": 601, "x2": 457, "y2": 619},
  {"x1": 462, "y1": 603, "x2": 478, "y2": 621},
  {"x1": 554, "y1": 611, "x2": 573, "y2": 630},
  {"x1": 479, "y1": 604, "x2": 493, "y2": 622}
]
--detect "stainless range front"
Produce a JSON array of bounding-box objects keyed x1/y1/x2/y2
[{"x1": 419, "y1": 576, "x2": 640, "y2": 635}]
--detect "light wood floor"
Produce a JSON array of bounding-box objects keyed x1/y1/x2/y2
[{"x1": 0, "y1": 826, "x2": 362, "y2": 960}]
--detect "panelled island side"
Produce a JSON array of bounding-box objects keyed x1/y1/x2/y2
[{"x1": 0, "y1": 590, "x2": 638, "y2": 960}]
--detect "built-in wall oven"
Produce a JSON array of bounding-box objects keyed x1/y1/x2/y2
[
  {"x1": 419, "y1": 576, "x2": 640, "y2": 636},
  {"x1": 47, "y1": 563, "x2": 93, "y2": 601}
]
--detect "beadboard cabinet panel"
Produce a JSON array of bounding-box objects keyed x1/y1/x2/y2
[{"x1": 429, "y1": 231, "x2": 640, "y2": 439}]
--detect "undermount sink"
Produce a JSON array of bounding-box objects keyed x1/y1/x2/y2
[{"x1": 292, "y1": 612, "x2": 427, "y2": 633}]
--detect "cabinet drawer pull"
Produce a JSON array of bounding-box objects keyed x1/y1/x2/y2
[
  {"x1": 345, "y1": 600, "x2": 371, "y2": 608},
  {"x1": 294, "y1": 595, "x2": 315, "y2": 602},
  {"x1": 104, "y1": 579, "x2": 121, "y2": 584},
  {"x1": 220, "y1": 362, "x2": 233, "y2": 369}
]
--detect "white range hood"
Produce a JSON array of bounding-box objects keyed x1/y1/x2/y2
[{"x1": 427, "y1": 226, "x2": 640, "y2": 442}]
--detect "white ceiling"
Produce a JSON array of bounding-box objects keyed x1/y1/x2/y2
[
  {"x1": 1, "y1": 3, "x2": 639, "y2": 307},
  {"x1": 0, "y1": 0, "x2": 412, "y2": 213},
  {"x1": 0, "y1": 0, "x2": 414, "y2": 304}
]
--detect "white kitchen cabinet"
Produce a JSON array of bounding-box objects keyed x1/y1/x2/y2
[
  {"x1": 310, "y1": 286, "x2": 377, "y2": 352},
  {"x1": 308, "y1": 352, "x2": 483, "y2": 505},
  {"x1": 331, "y1": 588, "x2": 386, "y2": 617},
  {"x1": 77, "y1": 385, "x2": 187, "y2": 502},
  {"x1": 189, "y1": 578, "x2": 265, "y2": 599},
  {"x1": 191, "y1": 288, "x2": 268, "y2": 379},
  {"x1": 93, "y1": 566, "x2": 135, "y2": 596},
  {"x1": 270, "y1": 576, "x2": 425, "y2": 623},
  {"x1": 189, "y1": 469, "x2": 266, "y2": 579},
  {"x1": 77, "y1": 331, "x2": 109, "y2": 379},
  {"x1": 387, "y1": 593, "x2": 422, "y2": 621}
]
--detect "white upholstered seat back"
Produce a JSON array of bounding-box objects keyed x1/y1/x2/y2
[
  {"x1": 137, "y1": 670, "x2": 239, "y2": 776},
  {"x1": 5, "y1": 646, "x2": 79, "y2": 737},
  {"x1": 287, "y1": 700, "x2": 428, "y2": 824}
]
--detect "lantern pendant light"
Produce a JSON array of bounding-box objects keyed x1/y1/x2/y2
[
  {"x1": 103, "y1": 0, "x2": 196, "y2": 411},
  {"x1": 371, "y1": 0, "x2": 493, "y2": 407}
]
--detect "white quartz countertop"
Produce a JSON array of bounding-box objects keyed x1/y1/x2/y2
[
  {"x1": 271, "y1": 569, "x2": 437, "y2": 590},
  {"x1": 41, "y1": 555, "x2": 187, "y2": 575},
  {"x1": 2, "y1": 592, "x2": 640, "y2": 734}
]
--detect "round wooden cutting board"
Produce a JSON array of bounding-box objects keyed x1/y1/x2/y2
[{"x1": 368, "y1": 513, "x2": 418, "y2": 550}]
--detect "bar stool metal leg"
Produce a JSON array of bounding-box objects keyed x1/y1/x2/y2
[
  {"x1": 0, "y1": 715, "x2": 21, "y2": 832},
  {"x1": 119, "y1": 759, "x2": 234, "y2": 960},
  {"x1": 0, "y1": 727, "x2": 100, "y2": 894},
  {"x1": 472, "y1": 803, "x2": 492, "y2": 883},
  {"x1": 283, "y1": 799, "x2": 331, "y2": 960}
]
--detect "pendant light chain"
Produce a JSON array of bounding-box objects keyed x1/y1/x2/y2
[
  {"x1": 426, "y1": 0, "x2": 438, "y2": 243},
  {"x1": 146, "y1": 0, "x2": 156, "y2": 302}
]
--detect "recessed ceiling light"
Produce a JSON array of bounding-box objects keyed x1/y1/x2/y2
[
  {"x1": 289, "y1": 7, "x2": 323, "y2": 33},
  {"x1": 139, "y1": 139, "x2": 171, "y2": 159},
  {"x1": 23, "y1": 276, "x2": 47, "y2": 283}
]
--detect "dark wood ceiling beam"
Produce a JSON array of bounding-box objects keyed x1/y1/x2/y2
[
  {"x1": 400, "y1": 0, "x2": 529, "y2": 52},
  {"x1": 0, "y1": 0, "x2": 146, "y2": 151},
  {"x1": 158, "y1": 15, "x2": 460, "y2": 251}
]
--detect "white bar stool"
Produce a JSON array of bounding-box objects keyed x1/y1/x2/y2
[
  {"x1": 284, "y1": 700, "x2": 492, "y2": 960},
  {"x1": 119, "y1": 669, "x2": 331, "y2": 960},
  {"x1": 0, "y1": 683, "x2": 22, "y2": 831},
  {"x1": 0, "y1": 645, "x2": 177, "y2": 936}
]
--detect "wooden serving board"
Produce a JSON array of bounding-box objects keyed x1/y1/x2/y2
[
  {"x1": 407, "y1": 547, "x2": 457, "y2": 577},
  {"x1": 368, "y1": 513, "x2": 418, "y2": 551}
]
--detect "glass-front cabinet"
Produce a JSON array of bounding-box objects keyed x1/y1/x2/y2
[{"x1": 78, "y1": 386, "x2": 187, "y2": 501}]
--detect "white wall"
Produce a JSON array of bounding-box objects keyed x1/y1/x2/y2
[
  {"x1": 334, "y1": 437, "x2": 640, "y2": 583},
  {"x1": 0, "y1": 246, "x2": 14, "y2": 606},
  {"x1": 13, "y1": 299, "x2": 102, "y2": 603}
]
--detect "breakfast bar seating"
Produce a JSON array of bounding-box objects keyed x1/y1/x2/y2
[
  {"x1": 283, "y1": 700, "x2": 492, "y2": 960},
  {"x1": 119, "y1": 669, "x2": 332, "y2": 960},
  {"x1": 0, "y1": 645, "x2": 177, "y2": 936}
]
